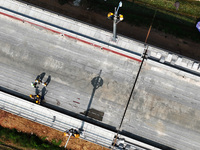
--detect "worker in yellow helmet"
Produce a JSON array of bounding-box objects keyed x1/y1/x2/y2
[
  {"x1": 31, "y1": 82, "x2": 37, "y2": 88},
  {"x1": 29, "y1": 94, "x2": 41, "y2": 104},
  {"x1": 107, "y1": 12, "x2": 114, "y2": 20},
  {"x1": 64, "y1": 128, "x2": 80, "y2": 138},
  {"x1": 29, "y1": 94, "x2": 34, "y2": 99},
  {"x1": 74, "y1": 133, "x2": 80, "y2": 138},
  {"x1": 35, "y1": 95, "x2": 41, "y2": 104}
]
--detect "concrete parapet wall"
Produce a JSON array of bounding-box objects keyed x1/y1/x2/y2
[{"x1": 147, "y1": 45, "x2": 200, "y2": 76}]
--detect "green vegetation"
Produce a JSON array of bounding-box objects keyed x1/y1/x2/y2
[
  {"x1": 137, "y1": 0, "x2": 200, "y2": 18},
  {"x1": 0, "y1": 126, "x2": 65, "y2": 150},
  {"x1": 82, "y1": 0, "x2": 200, "y2": 42}
]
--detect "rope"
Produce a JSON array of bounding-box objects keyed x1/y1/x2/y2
[{"x1": 112, "y1": 10, "x2": 157, "y2": 149}]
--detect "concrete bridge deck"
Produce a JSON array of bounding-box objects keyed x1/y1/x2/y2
[{"x1": 0, "y1": 0, "x2": 200, "y2": 149}]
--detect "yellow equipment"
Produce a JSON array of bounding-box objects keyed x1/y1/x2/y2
[
  {"x1": 43, "y1": 82, "x2": 47, "y2": 86},
  {"x1": 107, "y1": 12, "x2": 114, "y2": 19},
  {"x1": 74, "y1": 133, "x2": 80, "y2": 138},
  {"x1": 119, "y1": 14, "x2": 124, "y2": 21},
  {"x1": 35, "y1": 79, "x2": 41, "y2": 84}
]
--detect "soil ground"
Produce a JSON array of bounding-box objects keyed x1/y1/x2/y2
[
  {"x1": 18, "y1": 0, "x2": 200, "y2": 61},
  {"x1": 0, "y1": 110, "x2": 110, "y2": 150}
]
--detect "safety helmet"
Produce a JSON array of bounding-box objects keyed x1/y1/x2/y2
[
  {"x1": 107, "y1": 12, "x2": 114, "y2": 18},
  {"x1": 29, "y1": 95, "x2": 33, "y2": 98},
  {"x1": 36, "y1": 95, "x2": 40, "y2": 98},
  {"x1": 119, "y1": 14, "x2": 124, "y2": 21},
  {"x1": 74, "y1": 134, "x2": 80, "y2": 138},
  {"x1": 36, "y1": 100, "x2": 38, "y2": 103}
]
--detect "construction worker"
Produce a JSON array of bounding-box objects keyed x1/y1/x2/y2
[
  {"x1": 29, "y1": 94, "x2": 34, "y2": 99},
  {"x1": 31, "y1": 82, "x2": 37, "y2": 88},
  {"x1": 29, "y1": 94, "x2": 41, "y2": 104},
  {"x1": 73, "y1": 132, "x2": 80, "y2": 138},
  {"x1": 35, "y1": 95, "x2": 41, "y2": 104},
  {"x1": 35, "y1": 79, "x2": 42, "y2": 84},
  {"x1": 64, "y1": 128, "x2": 80, "y2": 138},
  {"x1": 42, "y1": 82, "x2": 47, "y2": 87}
]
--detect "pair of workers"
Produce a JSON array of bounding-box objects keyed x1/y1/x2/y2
[
  {"x1": 31, "y1": 79, "x2": 47, "y2": 88},
  {"x1": 64, "y1": 128, "x2": 80, "y2": 138},
  {"x1": 29, "y1": 94, "x2": 41, "y2": 104}
]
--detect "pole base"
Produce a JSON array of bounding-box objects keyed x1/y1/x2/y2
[{"x1": 111, "y1": 37, "x2": 118, "y2": 43}]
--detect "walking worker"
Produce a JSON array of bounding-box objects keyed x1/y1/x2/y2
[
  {"x1": 31, "y1": 82, "x2": 37, "y2": 88},
  {"x1": 42, "y1": 82, "x2": 47, "y2": 87},
  {"x1": 29, "y1": 94, "x2": 41, "y2": 104},
  {"x1": 35, "y1": 78, "x2": 42, "y2": 84},
  {"x1": 35, "y1": 95, "x2": 41, "y2": 104}
]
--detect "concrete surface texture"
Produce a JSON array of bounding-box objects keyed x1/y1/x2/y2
[
  {"x1": 122, "y1": 60, "x2": 200, "y2": 149},
  {"x1": 1, "y1": 0, "x2": 200, "y2": 150}
]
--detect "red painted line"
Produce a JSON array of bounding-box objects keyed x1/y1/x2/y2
[
  {"x1": 93, "y1": 44, "x2": 102, "y2": 49},
  {"x1": 76, "y1": 38, "x2": 93, "y2": 45},
  {"x1": 63, "y1": 33, "x2": 77, "y2": 40},
  {"x1": 73, "y1": 101, "x2": 80, "y2": 104},
  {"x1": 0, "y1": 12, "x2": 23, "y2": 22},
  {"x1": 102, "y1": 47, "x2": 142, "y2": 62},
  {"x1": 0, "y1": 11, "x2": 141, "y2": 62}
]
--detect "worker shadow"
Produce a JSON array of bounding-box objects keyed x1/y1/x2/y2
[
  {"x1": 40, "y1": 72, "x2": 46, "y2": 81},
  {"x1": 79, "y1": 70, "x2": 103, "y2": 133},
  {"x1": 35, "y1": 87, "x2": 40, "y2": 95},
  {"x1": 41, "y1": 87, "x2": 48, "y2": 101},
  {"x1": 44, "y1": 75, "x2": 51, "y2": 87},
  {"x1": 35, "y1": 72, "x2": 46, "y2": 81}
]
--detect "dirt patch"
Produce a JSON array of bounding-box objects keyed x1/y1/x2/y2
[
  {"x1": 0, "y1": 110, "x2": 110, "y2": 150},
  {"x1": 18, "y1": 0, "x2": 200, "y2": 61}
]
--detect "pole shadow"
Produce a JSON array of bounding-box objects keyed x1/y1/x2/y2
[
  {"x1": 79, "y1": 70, "x2": 103, "y2": 133},
  {"x1": 85, "y1": 69, "x2": 103, "y2": 117}
]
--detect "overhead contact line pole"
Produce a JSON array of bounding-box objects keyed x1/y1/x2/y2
[
  {"x1": 108, "y1": 1, "x2": 124, "y2": 42},
  {"x1": 112, "y1": 10, "x2": 157, "y2": 149}
]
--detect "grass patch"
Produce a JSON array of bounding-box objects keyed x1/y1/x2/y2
[
  {"x1": 0, "y1": 125, "x2": 65, "y2": 150},
  {"x1": 135, "y1": 0, "x2": 200, "y2": 18},
  {"x1": 52, "y1": 139, "x2": 62, "y2": 146}
]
